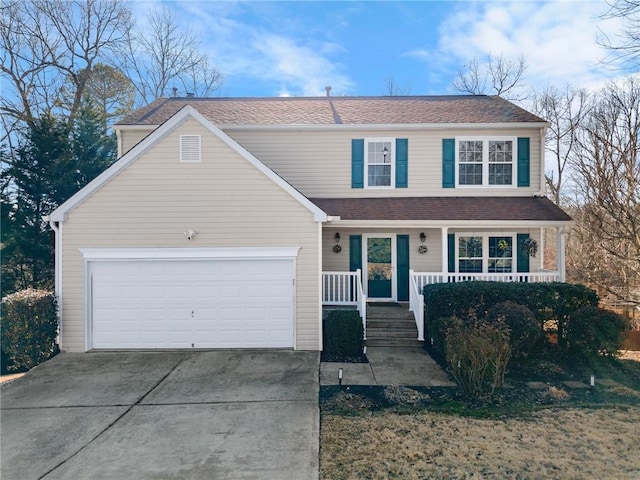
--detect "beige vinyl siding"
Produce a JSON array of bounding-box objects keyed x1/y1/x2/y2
[
  {"x1": 61, "y1": 118, "x2": 321, "y2": 352},
  {"x1": 322, "y1": 228, "x2": 442, "y2": 272},
  {"x1": 119, "y1": 128, "x2": 155, "y2": 156},
  {"x1": 227, "y1": 128, "x2": 543, "y2": 198},
  {"x1": 322, "y1": 228, "x2": 542, "y2": 274}
]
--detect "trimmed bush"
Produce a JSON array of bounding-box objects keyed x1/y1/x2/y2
[
  {"x1": 1, "y1": 289, "x2": 59, "y2": 371},
  {"x1": 567, "y1": 306, "x2": 631, "y2": 357},
  {"x1": 445, "y1": 311, "x2": 511, "y2": 399},
  {"x1": 487, "y1": 301, "x2": 541, "y2": 357},
  {"x1": 423, "y1": 281, "x2": 599, "y2": 360},
  {"x1": 323, "y1": 310, "x2": 364, "y2": 359}
]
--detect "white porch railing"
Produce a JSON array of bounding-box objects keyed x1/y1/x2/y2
[
  {"x1": 411, "y1": 271, "x2": 561, "y2": 292},
  {"x1": 409, "y1": 270, "x2": 425, "y2": 341},
  {"x1": 322, "y1": 270, "x2": 367, "y2": 333}
]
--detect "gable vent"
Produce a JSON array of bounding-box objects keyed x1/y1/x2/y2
[{"x1": 180, "y1": 135, "x2": 201, "y2": 163}]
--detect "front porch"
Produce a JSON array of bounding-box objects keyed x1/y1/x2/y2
[{"x1": 322, "y1": 269, "x2": 562, "y2": 344}]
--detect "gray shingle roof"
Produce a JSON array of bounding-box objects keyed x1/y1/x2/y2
[
  {"x1": 117, "y1": 95, "x2": 547, "y2": 126},
  {"x1": 309, "y1": 197, "x2": 572, "y2": 222}
]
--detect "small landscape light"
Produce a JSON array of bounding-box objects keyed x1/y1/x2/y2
[{"x1": 338, "y1": 368, "x2": 343, "y2": 386}]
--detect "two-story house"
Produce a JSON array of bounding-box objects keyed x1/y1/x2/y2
[{"x1": 48, "y1": 95, "x2": 572, "y2": 352}]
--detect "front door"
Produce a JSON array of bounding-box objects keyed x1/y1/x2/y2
[{"x1": 366, "y1": 235, "x2": 395, "y2": 300}]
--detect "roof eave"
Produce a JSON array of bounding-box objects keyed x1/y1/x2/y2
[{"x1": 326, "y1": 219, "x2": 573, "y2": 228}]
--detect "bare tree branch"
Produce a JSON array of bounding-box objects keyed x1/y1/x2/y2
[
  {"x1": 383, "y1": 75, "x2": 412, "y2": 96},
  {"x1": 599, "y1": 0, "x2": 640, "y2": 70},
  {"x1": 532, "y1": 85, "x2": 589, "y2": 205},
  {"x1": 0, "y1": 0, "x2": 132, "y2": 129},
  {"x1": 119, "y1": 5, "x2": 223, "y2": 105},
  {"x1": 567, "y1": 76, "x2": 640, "y2": 306},
  {"x1": 453, "y1": 54, "x2": 528, "y2": 101}
]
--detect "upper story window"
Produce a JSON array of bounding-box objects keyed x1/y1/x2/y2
[
  {"x1": 456, "y1": 137, "x2": 516, "y2": 187},
  {"x1": 352, "y1": 138, "x2": 407, "y2": 189},
  {"x1": 365, "y1": 138, "x2": 394, "y2": 188}
]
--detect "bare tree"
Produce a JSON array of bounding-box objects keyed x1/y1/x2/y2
[
  {"x1": 57, "y1": 63, "x2": 135, "y2": 130},
  {"x1": 568, "y1": 76, "x2": 640, "y2": 306},
  {"x1": 532, "y1": 85, "x2": 589, "y2": 205},
  {"x1": 120, "y1": 5, "x2": 223, "y2": 105},
  {"x1": 383, "y1": 75, "x2": 412, "y2": 96},
  {"x1": 453, "y1": 54, "x2": 528, "y2": 101},
  {"x1": 0, "y1": 0, "x2": 132, "y2": 129},
  {"x1": 599, "y1": 0, "x2": 640, "y2": 69}
]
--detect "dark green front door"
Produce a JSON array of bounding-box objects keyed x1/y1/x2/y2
[{"x1": 367, "y1": 237, "x2": 392, "y2": 299}]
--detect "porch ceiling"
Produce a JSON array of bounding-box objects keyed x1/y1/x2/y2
[{"x1": 310, "y1": 196, "x2": 572, "y2": 223}]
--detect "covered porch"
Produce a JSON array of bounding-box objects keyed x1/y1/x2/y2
[{"x1": 315, "y1": 196, "x2": 572, "y2": 343}]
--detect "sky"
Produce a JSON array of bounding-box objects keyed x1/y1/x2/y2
[{"x1": 130, "y1": 0, "x2": 632, "y2": 99}]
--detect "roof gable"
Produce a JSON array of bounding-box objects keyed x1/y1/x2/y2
[{"x1": 50, "y1": 105, "x2": 327, "y2": 222}]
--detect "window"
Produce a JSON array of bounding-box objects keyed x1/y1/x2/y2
[
  {"x1": 456, "y1": 137, "x2": 516, "y2": 187},
  {"x1": 488, "y1": 236, "x2": 513, "y2": 273},
  {"x1": 365, "y1": 138, "x2": 394, "y2": 188},
  {"x1": 457, "y1": 234, "x2": 515, "y2": 273},
  {"x1": 458, "y1": 141, "x2": 483, "y2": 185},
  {"x1": 180, "y1": 135, "x2": 201, "y2": 163},
  {"x1": 458, "y1": 236, "x2": 483, "y2": 273}
]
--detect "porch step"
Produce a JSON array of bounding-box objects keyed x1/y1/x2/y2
[
  {"x1": 367, "y1": 319, "x2": 416, "y2": 329},
  {"x1": 365, "y1": 303, "x2": 423, "y2": 348},
  {"x1": 366, "y1": 338, "x2": 425, "y2": 347}
]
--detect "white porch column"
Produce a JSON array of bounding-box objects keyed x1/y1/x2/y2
[
  {"x1": 557, "y1": 226, "x2": 566, "y2": 282},
  {"x1": 441, "y1": 227, "x2": 449, "y2": 275}
]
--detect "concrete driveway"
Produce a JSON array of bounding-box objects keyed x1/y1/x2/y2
[{"x1": 0, "y1": 350, "x2": 319, "y2": 480}]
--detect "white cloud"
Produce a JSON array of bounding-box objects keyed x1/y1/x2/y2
[
  {"x1": 435, "y1": 1, "x2": 626, "y2": 92},
  {"x1": 166, "y1": 1, "x2": 355, "y2": 96}
]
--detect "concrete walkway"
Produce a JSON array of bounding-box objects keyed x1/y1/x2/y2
[
  {"x1": 320, "y1": 347, "x2": 455, "y2": 387},
  {"x1": 1, "y1": 351, "x2": 319, "y2": 480}
]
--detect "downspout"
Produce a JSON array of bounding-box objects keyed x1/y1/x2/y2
[{"x1": 48, "y1": 217, "x2": 63, "y2": 347}]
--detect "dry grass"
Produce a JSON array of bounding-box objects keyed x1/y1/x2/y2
[{"x1": 321, "y1": 407, "x2": 640, "y2": 479}]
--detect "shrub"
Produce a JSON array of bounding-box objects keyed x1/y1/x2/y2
[
  {"x1": 1, "y1": 289, "x2": 59, "y2": 371},
  {"x1": 444, "y1": 311, "x2": 511, "y2": 399},
  {"x1": 423, "y1": 281, "x2": 599, "y2": 358},
  {"x1": 567, "y1": 306, "x2": 631, "y2": 357},
  {"x1": 323, "y1": 310, "x2": 364, "y2": 359},
  {"x1": 487, "y1": 301, "x2": 542, "y2": 357}
]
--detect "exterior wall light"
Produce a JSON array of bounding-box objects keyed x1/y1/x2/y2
[
  {"x1": 333, "y1": 232, "x2": 342, "y2": 253},
  {"x1": 418, "y1": 232, "x2": 427, "y2": 254}
]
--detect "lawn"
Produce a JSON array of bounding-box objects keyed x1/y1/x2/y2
[{"x1": 320, "y1": 352, "x2": 640, "y2": 479}]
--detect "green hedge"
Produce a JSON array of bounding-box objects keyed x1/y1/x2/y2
[
  {"x1": 567, "y1": 306, "x2": 631, "y2": 357},
  {"x1": 1, "y1": 289, "x2": 59, "y2": 371},
  {"x1": 423, "y1": 282, "x2": 599, "y2": 361},
  {"x1": 323, "y1": 310, "x2": 364, "y2": 359}
]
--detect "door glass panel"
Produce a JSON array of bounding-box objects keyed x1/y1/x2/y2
[{"x1": 367, "y1": 237, "x2": 392, "y2": 298}]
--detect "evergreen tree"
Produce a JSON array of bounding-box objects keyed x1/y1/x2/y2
[{"x1": 1, "y1": 102, "x2": 116, "y2": 294}]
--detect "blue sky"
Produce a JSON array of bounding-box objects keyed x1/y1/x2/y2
[{"x1": 135, "y1": 0, "x2": 626, "y2": 98}]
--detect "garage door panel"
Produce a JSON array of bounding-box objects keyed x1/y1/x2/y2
[{"x1": 90, "y1": 257, "x2": 294, "y2": 349}]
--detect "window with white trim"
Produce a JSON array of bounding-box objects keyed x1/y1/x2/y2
[
  {"x1": 365, "y1": 138, "x2": 394, "y2": 188},
  {"x1": 457, "y1": 137, "x2": 516, "y2": 186},
  {"x1": 457, "y1": 234, "x2": 515, "y2": 273},
  {"x1": 180, "y1": 135, "x2": 201, "y2": 163}
]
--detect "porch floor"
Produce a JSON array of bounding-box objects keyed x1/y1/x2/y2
[{"x1": 320, "y1": 347, "x2": 455, "y2": 387}]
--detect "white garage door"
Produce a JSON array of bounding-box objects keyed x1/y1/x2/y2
[{"x1": 89, "y1": 256, "x2": 295, "y2": 349}]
